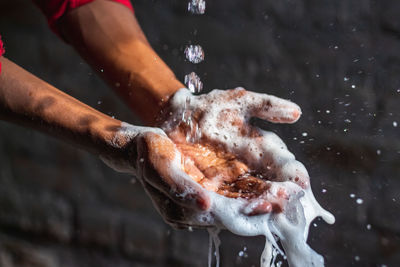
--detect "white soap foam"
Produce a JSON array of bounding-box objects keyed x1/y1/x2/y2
[
  {"x1": 102, "y1": 89, "x2": 335, "y2": 267},
  {"x1": 161, "y1": 143, "x2": 334, "y2": 267},
  {"x1": 161, "y1": 88, "x2": 335, "y2": 267}
]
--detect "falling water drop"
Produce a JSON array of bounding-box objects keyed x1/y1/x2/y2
[
  {"x1": 185, "y1": 45, "x2": 205, "y2": 64},
  {"x1": 188, "y1": 0, "x2": 206, "y2": 14},
  {"x1": 185, "y1": 72, "x2": 203, "y2": 94}
]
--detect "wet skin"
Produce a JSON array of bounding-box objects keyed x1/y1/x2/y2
[
  {"x1": 142, "y1": 88, "x2": 306, "y2": 221},
  {"x1": 0, "y1": 1, "x2": 306, "y2": 229}
]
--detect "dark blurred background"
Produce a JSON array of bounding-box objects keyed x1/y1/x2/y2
[{"x1": 0, "y1": 0, "x2": 399, "y2": 266}]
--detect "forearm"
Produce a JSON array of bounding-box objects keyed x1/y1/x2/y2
[
  {"x1": 0, "y1": 57, "x2": 122, "y2": 156},
  {"x1": 60, "y1": 0, "x2": 184, "y2": 125}
]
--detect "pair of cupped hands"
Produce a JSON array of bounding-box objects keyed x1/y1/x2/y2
[{"x1": 101, "y1": 87, "x2": 308, "y2": 229}]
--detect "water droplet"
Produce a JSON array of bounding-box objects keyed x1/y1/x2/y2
[
  {"x1": 354, "y1": 256, "x2": 360, "y2": 261},
  {"x1": 188, "y1": 0, "x2": 206, "y2": 14},
  {"x1": 366, "y1": 224, "x2": 371, "y2": 230},
  {"x1": 326, "y1": 110, "x2": 331, "y2": 114},
  {"x1": 344, "y1": 77, "x2": 349, "y2": 81},
  {"x1": 97, "y1": 100, "x2": 102, "y2": 105},
  {"x1": 393, "y1": 121, "x2": 398, "y2": 127},
  {"x1": 356, "y1": 198, "x2": 363, "y2": 204},
  {"x1": 351, "y1": 84, "x2": 356, "y2": 89},
  {"x1": 184, "y1": 72, "x2": 203, "y2": 94},
  {"x1": 344, "y1": 119, "x2": 351, "y2": 123},
  {"x1": 349, "y1": 193, "x2": 355, "y2": 198},
  {"x1": 184, "y1": 45, "x2": 204, "y2": 64},
  {"x1": 377, "y1": 149, "x2": 381, "y2": 155},
  {"x1": 322, "y1": 189, "x2": 327, "y2": 193},
  {"x1": 302, "y1": 132, "x2": 308, "y2": 137}
]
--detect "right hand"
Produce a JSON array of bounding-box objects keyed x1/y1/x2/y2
[{"x1": 160, "y1": 88, "x2": 309, "y2": 216}]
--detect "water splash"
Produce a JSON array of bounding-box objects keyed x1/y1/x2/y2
[
  {"x1": 181, "y1": 96, "x2": 202, "y2": 143},
  {"x1": 184, "y1": 72, "x2": 203, "y2": 94},
  {"x1": 208, "y1": 227, "x2": 221, "y2": 267},
  {"x1": 188, "y1": 0, "x2": 206, "y2": 14},
  {"x1": 185, "y1": 45, "x2": 205, "y2": 64}
]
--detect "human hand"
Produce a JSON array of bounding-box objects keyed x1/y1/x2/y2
[
  {"x1": 160, "y1": 87, "x2": 307, "y2": 217},
  {"x1": 100, "y1": 87, "x2": 307, "y2": 227},
  {"x1": 100, "y1": 124, "x2": 211, "y2": 228}
]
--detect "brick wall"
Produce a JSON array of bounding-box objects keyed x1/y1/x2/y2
[{"x1": 0, "y1": 0, "x2": 399, "y2": 266}]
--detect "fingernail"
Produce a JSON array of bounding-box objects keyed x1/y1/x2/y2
[
  {"x1": 292, "y1": 109, "x2": 301, "y2": 120},
  {"x1": 246, "y1": 200, "x2": 272, "y2": 216},
  {"x1": 196, "y1": 195, "x2": 210, "y2": 211}
]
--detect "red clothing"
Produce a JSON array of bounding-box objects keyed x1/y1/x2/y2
[
  {"x1": 0, "y1": 35, "x2": 4, "y2": 74},
  {"x1": 0, "y1": 1, "x2": 133, "y2": 74},
  {"x1": 32, "y1": 0, "x2": 133, "y2": 35}
]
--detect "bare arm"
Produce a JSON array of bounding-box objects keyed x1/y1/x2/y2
[
  {"x1": 0, "y1": 57, "x2": 121, "y2": 156},
  {"x1": 0, "y1": 0, "x2": 305, "y2": 225},
  {"x1": 59, "y1": 0, "x2": 184, "y2": 125},
  {"x1": 0, "y1": 0, "x2": 184, "y2": 156}
]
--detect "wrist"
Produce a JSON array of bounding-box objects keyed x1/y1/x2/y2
[
  {"x1": 113, "y1": 45, "x2": 184, "y2": 125},
  {"x1": 98, "y1": 122, "x2": 167, "y2": 174},
  {"x1": 98, "y1": 121, "x2": 139, "y2": 173}
]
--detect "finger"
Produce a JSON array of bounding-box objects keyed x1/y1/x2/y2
[
  {"x1": 229, "y1": 88, "x2": 301, "y2": 123},
  {"x1": 143, "y1": 181, "x2": 213, "y2": 229},
  {"x1": 234, "y1": 131, "x2": 309, "y2": 189},
  {"x1": 241, "y1": 199, "x2": 273, "y2": 216},
  {"x1": 278, "y1": 160, "x2": 310, "y2": 189},
  {"x1": 258, "y1": 143, "x2": 310, "y2": 189},
  {"x1": 142, "y1": 132, "x2": 211, "y2": 211},
  {"x1": 142, "y1": 181, "x2": 191, "y2": 228},
  {"x1": 260, "y1": 147, "x2": 309, "y2": 188}
]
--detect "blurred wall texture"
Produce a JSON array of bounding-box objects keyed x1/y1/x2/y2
[{"x1": 0, "y1": 0, "x2": 399, "y2": 266}]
